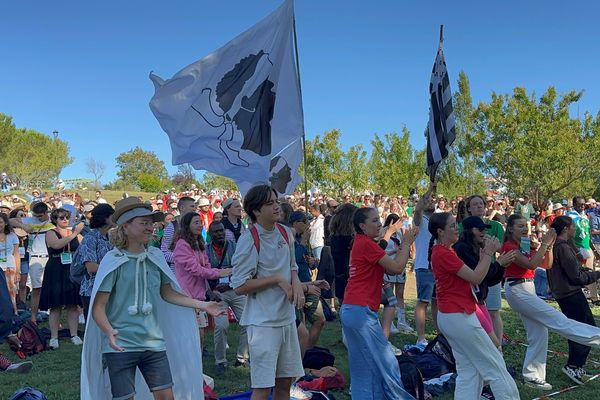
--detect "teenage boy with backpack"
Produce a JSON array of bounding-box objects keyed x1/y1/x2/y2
[{"x1": 231, "y1": 185, "x2": 305, "y2": 400}]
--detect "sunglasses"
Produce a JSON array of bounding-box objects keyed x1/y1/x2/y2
[
  {"x1": 32, "y1": 213, "x2": 47, "y2": 218},
  {"x1": 58, "y1": 215, "x2": 69, "y2": 220}
]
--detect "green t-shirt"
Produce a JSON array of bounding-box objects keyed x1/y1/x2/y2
[
  {"x1": 567, "y1": 211, "x2": 591, "y2": 249},
  {"x1": 458, "y1": 219, "x2": 505, "y2": 262},
  {"x1": 98, "y1": 251, "x2": 172, "y2": 353}
]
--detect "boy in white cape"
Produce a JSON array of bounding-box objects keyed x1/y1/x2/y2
[{"x1": 81, "y1": 197, "x2": 223, "y2": 400}]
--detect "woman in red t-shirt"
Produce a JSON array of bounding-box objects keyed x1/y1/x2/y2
[
  {"x1": 428, "y1": 212, "x2": 519, "y2": 399},
  {"x1": 502, "y1": 214, "x2": 600, "y2": 391},
  {"x1": 340, "y1": 208, "x2": 417, "y2": 400}
]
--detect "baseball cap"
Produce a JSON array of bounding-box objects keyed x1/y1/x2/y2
[
  {"x1": 462, "y1": 216, "x2": 492, "y2": 231},
  {"x1": 289, "y1": 211, "x2": 308, "y2": 224}
]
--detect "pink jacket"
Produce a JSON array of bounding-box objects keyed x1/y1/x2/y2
[{"x1": 173, "y1": 239, "x2": 221, "y2": 301}]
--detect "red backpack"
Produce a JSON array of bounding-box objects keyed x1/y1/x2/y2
[
  {"x1": 12, "y1": 320, "x2": 47, "y2": 356},
  {"x1": 248, "y1": 223, "x2": 289, "y2": 253}
]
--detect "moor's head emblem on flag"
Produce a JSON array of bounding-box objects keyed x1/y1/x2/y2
[
  {"x1": 190, "y1": 51, "x2": 276, "y2": 167},
  {"x1": 269, "y1": 155, "x2": 292, "y2": 193}
]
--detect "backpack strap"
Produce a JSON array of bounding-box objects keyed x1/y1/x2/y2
[
  {"x1": 250, "y1": 226, "x2": 260, "y2": 254},
  {"x1": 276, "y1": 223, "x2": 289, "y2": 245},
  {"x1": 250, "y1": 223, "x2": 289, "y2": 254}
]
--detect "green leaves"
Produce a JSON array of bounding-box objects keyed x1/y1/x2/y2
[
  {"x1": 0, "y1": 113, "x2": 73, "y2": 187},
  {"x1": 115, "y1": 146, "x2": 169, "y2": 190}
]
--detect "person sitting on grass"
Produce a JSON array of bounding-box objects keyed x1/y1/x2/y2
[
  {"x1": 0, "y1": 265, "x2": 32, "y2": 374},
  {"x1": 81, "y1": 197, "x2": 224, "y2": 400}
]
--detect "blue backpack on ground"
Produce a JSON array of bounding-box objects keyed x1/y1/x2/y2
[{"x1": 9, "y1": 387, "x2": 48, "y2": 400}]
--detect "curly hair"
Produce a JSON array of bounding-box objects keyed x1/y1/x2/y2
[{"x1": 172, "y1": 212, "x2": 205, "y2": 252}]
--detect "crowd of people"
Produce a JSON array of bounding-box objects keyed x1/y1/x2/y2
[{"x1": 1, "y1": 184, "x2": 600, "y2": 399}]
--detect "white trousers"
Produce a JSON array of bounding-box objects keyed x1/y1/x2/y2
[
  {"x1": 438, "y1": 311, "x2": 520, "y2": 400},
  {"x1": 505, "y1": 281, "x2": 600, "y2": 381}
]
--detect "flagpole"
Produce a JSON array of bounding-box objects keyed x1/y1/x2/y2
[
  {"x1": 292, "y1": 12, "x2": 309, "y2": 213},
  {"x1": 439, "y1": 24, "x2": 444, "y2": 50}
]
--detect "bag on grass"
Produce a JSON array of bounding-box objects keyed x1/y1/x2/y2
[
  {"x1": 9, "y1": 387, "x2": 48, "y2": 400},
  {"x1": 303, "y1": 346, "x2": 335, "y2": 369},
  {"x1": 10, "y1": 320, "x2": 47, "y2": 356},
  {"x1": 397, "y1": 354, "x2": 425, "y2": 400}
]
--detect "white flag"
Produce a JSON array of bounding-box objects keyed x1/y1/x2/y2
[{"x1": 149, "y1": 0, "x2": 303, "y2": 195}]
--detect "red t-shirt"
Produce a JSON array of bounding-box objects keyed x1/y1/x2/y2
[
  {"x1": 502, "y1": 240, "x2": 535, "y2": 279},
  {"x1": 431, "y1": 244, "x2": 476, "y2": 314},
  {"x1": 343, "y1": 234, "x2": 386, "y2": 312}
]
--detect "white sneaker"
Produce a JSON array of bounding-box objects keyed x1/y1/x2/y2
[
  {"x1": 388, "y1": 342, "x2": 402, "y2": 356},
  {"x1": 289, "y1": 383, "x2": 313, "y2": 399},
  {"x1": 78, "y1": 314, "x2": 86, "y2": 324},
  {"x1": 390, "y1": 322, "x2": 400, "y2": 334},
  {"x1": 397, "y1": 321, "x2": 414, "y2": 333},
  {"x1": 416, "y1": 338, "x2": 428, "y2": 347},
  {"x1": 49, "y1": 338, "x2": 59, "y2": 349},
  {"x1": 70, "y1": 336, "x2": 83, "y2": 345},
  {"x1": 524, "y1": 377, "x2": 552, "y2": 390}
]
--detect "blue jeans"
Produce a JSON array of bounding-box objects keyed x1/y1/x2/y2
[
  {"x1": 340, "y1": 304, "x2": 415, "y2": 400},
  {"x1": 312, "y1": 246, "x2": 324, "y2": 260},
  {"x1": 534, "y1": 268, "x2": 550, "y2": 298}
]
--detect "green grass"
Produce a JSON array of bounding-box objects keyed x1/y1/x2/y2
[{"x1": 2, "y1": 273, "x2": 600, "y2": 399}]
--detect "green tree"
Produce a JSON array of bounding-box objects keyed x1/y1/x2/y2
[
  {"x1": 343, "y1": 144, "x2": 369, "y2": 194},
  {"x1": 433, "y1": 71, "x2": 487, "y2": 198},
  {"x1": 0, "y1": 114, "x2": 73, "y2": 187},
  {"x1": 302, "y1": 129, "x2": 346, "y2": 194},
  {"x1": 115, "y1": 147, "x2": 169, "y2": 189},
  {"x1": 201, "y1": 172, "x2": 237, "y2": 191},
  {"x1": 466, "y1": 86, "x2": 600, "y2": 205},
  {"x1": 369, "y1": 128, "x2": 425, "y2": 195},
  {"x1": 138, "y1": 173, "x2": 165, "y2": 192}
]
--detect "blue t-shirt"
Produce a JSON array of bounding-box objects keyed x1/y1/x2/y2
[{"x1": 294, "y1": 236, "x2": 312, "y2": 283}]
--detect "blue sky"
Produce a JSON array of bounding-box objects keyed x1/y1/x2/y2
[{"x1": 2, "y1": 1, "x2": 599, "y2": 184}]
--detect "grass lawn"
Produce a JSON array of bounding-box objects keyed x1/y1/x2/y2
[{"x1": 1, "y1": 272, "x2": 600, "y2": 399}]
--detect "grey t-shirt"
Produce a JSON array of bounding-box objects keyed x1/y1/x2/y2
[
  {"x1": 97, "y1": 250, "x2": 172, "y2": 353},
  {"x1": 231, "y1": 223, "x2": 298, "y2": 327}
]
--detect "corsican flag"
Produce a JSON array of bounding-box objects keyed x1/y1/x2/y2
[
  {"x1": 426, "y1": 29, "x2": 455, "y2": 181},
  {"x1": 149, "y1": 0, "x2": 303, "y2": 195}
]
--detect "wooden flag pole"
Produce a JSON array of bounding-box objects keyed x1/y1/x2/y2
[{"x1": 292, "y1": 14, "x2": 309, "y2": 213}]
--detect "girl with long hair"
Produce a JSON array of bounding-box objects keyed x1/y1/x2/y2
[
  {"x1": 429, "y1": 212, "x2": 519, "y2": 399},
  {"x1": 502, "y1": 214, "x2": 600, "y2": 390},
  {"x1": 173, "y1": 212, "x2": 231, "y2": 344},
  {"x1": 548, "y1": 216, "x2": 600, "y2": 384},
  {"x1": 453, "y1": 216, "x2": 517, "y2": 347},
  {"x1": 341, "y1": 207, "x2": 417, "y2": 400},
  {"x1": 0, "y1": 213, "x2": 20, "y2": 314}
]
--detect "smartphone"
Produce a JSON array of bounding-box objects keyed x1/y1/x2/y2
[{"x1": 520, "y1": 237, "x2": 531, "y2": 254}]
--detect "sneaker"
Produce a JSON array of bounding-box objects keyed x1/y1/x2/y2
[
  {"x1": 6, "y1": 361, "x2": 33, "y2": 374},
  {"x1": 0, "y1": 354, "x2": 12, "y2": 371},
  {"x1": 562, "y1": 365, "x2": 584, "y2": 385},
  {"x1": 215, "y1": 363, "x2": 227, "y2": 376},
  {"x1": 70, "y1": 336, "x2": 83, "y2": 346},
  {"x1": 390, "y1": 322, "x2": 400, "y2": 334},
  {"x1": 78, "y1": 314, "x2": 86, "y2": 325},
  {"x1": 578, "y1": 367, "x2": 590, "y2": 377},
  {"x1": 289, "y1": 383, "x2": 313, "y2": 399},
  {"x1": 388, "y1": 342, "x2": 402, "y2": 356},
  {"x1": 524, "y1": 377, "x2": 552, "y2": 390},
  {"x1": 49, "y1": 338, "x2": 59, "y2": 349},
  {"x1": 416, "y1": 338, "x2": 428, "y2": 347},
  {"x1": 234, "y1": 360, "x2": 249, "y2": 368},
  {"x1": 397, "y1": 321, "x2": 414, "y2": 333}
]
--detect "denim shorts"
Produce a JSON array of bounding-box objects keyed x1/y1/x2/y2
[
  {"x1": 416, "y1": 268, "x2": 435, "y2": 303},
  {"x1": 20, "y1": 260, "x2": 29, "y2": 275},
  {"x1": 104, "y1": 350, "x2": 173, "y2": 400}
]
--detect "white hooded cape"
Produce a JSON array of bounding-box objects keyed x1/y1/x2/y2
[{"x1": 80, "y1": 246, "x2": 204, "y2": 400}]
